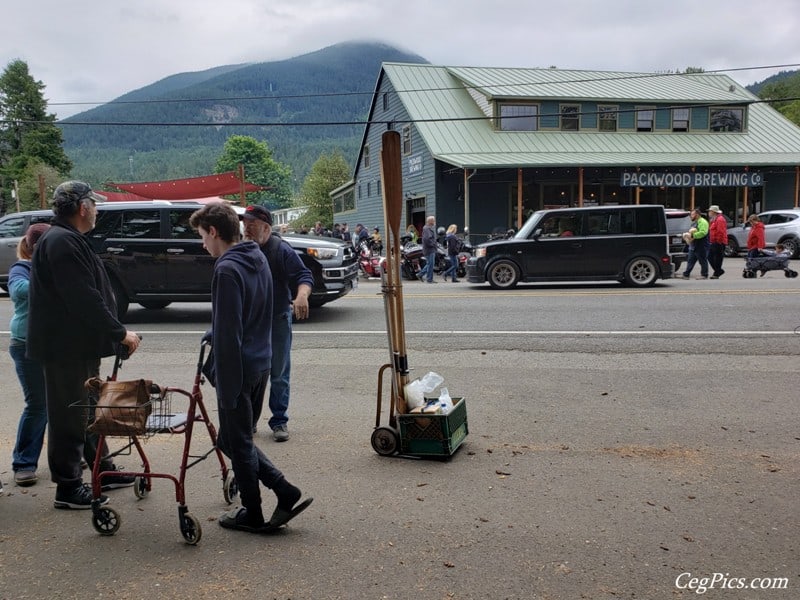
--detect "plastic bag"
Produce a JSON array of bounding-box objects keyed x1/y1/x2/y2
[{"x1": 403, "y1": 371, "x2": 444, "y2": 409}]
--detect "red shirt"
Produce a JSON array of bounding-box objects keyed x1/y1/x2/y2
[
  {"x1": 747, "y1": 221, "x2": 765, "y2": 250},
  {"x1": 709, "y1": 214, "x2": 728, "y2": 244}
]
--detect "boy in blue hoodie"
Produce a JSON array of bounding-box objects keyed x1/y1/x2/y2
[{"x1": 189, "y1": 202, "x2": 312, "y2": 533}]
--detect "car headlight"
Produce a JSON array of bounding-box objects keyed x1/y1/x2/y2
[
  {"x1": 475, "y1": 247, "x2": 486, "y2": 258},
  {"x1": 306, "y1": 247, "x2": 338, "y2": 260}
]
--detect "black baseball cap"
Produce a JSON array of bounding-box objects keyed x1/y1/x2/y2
[{"x1": 241, "y1": 204, "x2": 273, "y2": 225}]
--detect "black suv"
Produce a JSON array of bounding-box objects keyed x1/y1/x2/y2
[{"x1": 0, "y1": 203, "x2": 358, "y2": 318}]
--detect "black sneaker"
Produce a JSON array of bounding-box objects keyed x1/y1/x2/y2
[
  {"x1": 54, "y1": 483, "x2": 108, "y2": 510},
  {"x1": 100, "y1": 468, "x2": 135, "y2": 491}
]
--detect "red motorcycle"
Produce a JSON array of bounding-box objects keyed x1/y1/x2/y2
[{"x1": 357, "y1": 239, "x2": 384, "y2": 279}]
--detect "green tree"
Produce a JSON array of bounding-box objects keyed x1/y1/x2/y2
[
  {"x1": 759, "y1": 71, "x2": 800, "y2": 127},
  {"x1": 0, "y1": 59, "x2": 72, "y2": 210},
  {"x1": 214, "y1": 135, "x2": 293, "y2": 209},
  {"x1": 15, "y1": 160, "x2": 62, "y2": 211},
  {"x1": 294, "y1": 151, "x2": 350, "y2": 229}
]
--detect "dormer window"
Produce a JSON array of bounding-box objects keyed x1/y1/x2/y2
[
  {"x1": 636, "y1": 107, "x2": 655, "y2": 132},
  {"x1": 498, "y1": 102, "x2": 539, "y2": 131},
  {"x1": 710, "y1": 107, "x2": 744, "y2": 132},
  {"x1": 672, "y1": 108, "x2": 690, "y2": 132}
]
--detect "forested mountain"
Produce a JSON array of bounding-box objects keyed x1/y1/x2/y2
[
  {"x1": 60, "y1": 42, "x2": 428, "y2": 188},
  {"x1": 745, "y1": 69, "x2": 799, "y2": 95}
]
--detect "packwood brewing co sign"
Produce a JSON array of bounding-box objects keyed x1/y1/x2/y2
[{"x1": 620, "y1": 171, "x2": 763, "y2": 188}]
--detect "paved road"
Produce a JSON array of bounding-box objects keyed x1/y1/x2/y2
[{"x1": 0, "y1": 259, "x2": 797, "y2": 599}]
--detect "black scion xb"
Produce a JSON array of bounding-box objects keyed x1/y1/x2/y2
[{"x1": 466, "y1": 205, "x2": 673, "y2": 289}]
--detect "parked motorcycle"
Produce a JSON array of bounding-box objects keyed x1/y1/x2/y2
[
  {"x1": 399, "y1": 235, "x2": 424, "y2": 280},
  {"x1": 357, "y1": 239, "x2": 384, "y2": 279}
]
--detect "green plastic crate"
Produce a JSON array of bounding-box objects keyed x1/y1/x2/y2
[{"x1": 398, "y1": 397, "x2": 468, "y2": 457}]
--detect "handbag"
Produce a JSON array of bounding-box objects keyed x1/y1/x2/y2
[{"x1": 85, "y1": 377, "x2": 157, "y2": 436}]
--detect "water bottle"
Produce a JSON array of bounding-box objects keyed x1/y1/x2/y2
[{"x1": 438, "y1": 387, "x2": 453, "y2": 414}]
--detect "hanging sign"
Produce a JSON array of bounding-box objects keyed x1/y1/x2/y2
[{"x1": 620, "y1": 171, "x2": 763, "y2": 187}]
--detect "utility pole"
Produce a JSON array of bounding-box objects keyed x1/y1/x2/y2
[
  {"x1": 13, "y1": 179, "x2": 20, "y2": 212},
  {"x1": 129, "y1": 155, "x2": 134, "y2": 180}
]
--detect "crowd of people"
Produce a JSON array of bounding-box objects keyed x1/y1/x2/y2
[{"x1": 2, "y1": 181, "x2": 312, "y2": 534}]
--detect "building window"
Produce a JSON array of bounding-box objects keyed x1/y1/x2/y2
[
  {"x1": 560, "y1": 104, "x2": 579, "y2": 131},
  {"x1": 367, "y1": 182, "x2": 371, "y2": 197},
  {"x1": 333, "y1": 189, "x2": 355, "y2": 213},
  {"x1": 402, "y1": 125, "x2": 412, "y2": 154},
  {"x1": 636, "y1": 107, "x2": 655, "y2": 132},
  {"x1": 363, "y1": 144, "x2": 370, "y2": 169},
  {"x1": 377, "y1": 178, "x2": 381, "y2": 196},
  {"x1": 672, "y1": 107, "x2": 690, "y2": 132},
  {"x1": 598, "y1": 105, "x2": 617, "y2": 132},
  {"x1": 382, "y1": 93, "x2": 389, "y2": 111},
  {"x1": 498, "y1": 103, "x2": 539, "y2": 131},
  {"x1": 710, "y1": 107, "x2": 744, "y2": 132}
]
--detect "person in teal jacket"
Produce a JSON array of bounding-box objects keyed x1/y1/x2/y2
[{"x1": 8, "y1": 223, "x2": 50, "y2": 487}]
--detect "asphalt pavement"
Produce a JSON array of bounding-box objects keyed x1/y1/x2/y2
[{"x1": 0, "y1": 266, "x2": 798, "y2": 599}]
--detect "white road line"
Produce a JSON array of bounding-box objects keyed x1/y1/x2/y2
[{"x1": 3, "y1": 330, "x2": 796, "y2": 336}]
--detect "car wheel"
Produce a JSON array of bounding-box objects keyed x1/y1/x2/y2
[
  {"x1": 110, "y1": 277, "x2": 129, "y2": 321},
  {"x1": 139, "y1": 301, "x2": 171, "y2": 310},
  {"x1": 486, "y1": 259, "x2": 520, "y2": 290},
  {"x1": 624, "y1": 257, "x2": 659, "y2": 287},
  {"x1": 725, "y1": 238, "x2": 739, "y2": 257},
  {"x1": 778, "y1": 237, "x2": 799, "y2": 258}
]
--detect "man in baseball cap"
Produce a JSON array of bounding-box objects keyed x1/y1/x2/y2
[
  {"x1": 51, "y1": 181, "x2": 107, "y2": 207},
  {"x1": 707, "y1": 205, "x2": 728, "y2": 279}
]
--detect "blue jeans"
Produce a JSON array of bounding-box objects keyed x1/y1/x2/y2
[
  {"x1": 443, "y1": 255, "x2": 458, "y2": 281},
  {"x1": 268, "y1": 308, "x2": 293, "y2": 430},
  {"x1": 10, "y1": 341, "x2": 48, "y2": 472},
  {"x1": 683, "y1": 241, "x2": 709, "y2": 277},
  {"x1": 421, "y1": 251, "x2": 436, "y2": 282}
]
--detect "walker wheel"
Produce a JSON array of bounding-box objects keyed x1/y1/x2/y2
[
  {"x1": 371, "y1": 426, "x2": 400, "y2": 456},
  {"x1": 223, "y1": 470, "x2": 238, "y2": 504},
  {"x1": 180, "y1": 512, "x2": 202, "y2": 545},
  {"x1": 92, "y1": 506, "x2": 121, "y2": 536},
  {"x1": 133, "y1": 475, "x2": 150, "y2": 499}
]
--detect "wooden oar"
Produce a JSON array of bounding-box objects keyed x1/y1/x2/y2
[{"x1": 380, "y1": 130, "x2": 408, "y2": 416}]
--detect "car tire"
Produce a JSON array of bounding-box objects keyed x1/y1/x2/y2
[
  {"x1": 778, "y1": 237, "x2": 799, "y2": 258},
  {"x1": 139, "y1": 301, "x2": 171, "y2": 310},
  {"x1": 624, "y1": 256, "x2": 659, "y2": 287},
  {"x1": 110, "y1": 277, "x2": 130, "y2": 321},
  {"x1": 725, "y1": 238, "x2": 739, "y2": 257},
  {"x1": 486, "y1": 259, "x2": 520, "y2": 290}
]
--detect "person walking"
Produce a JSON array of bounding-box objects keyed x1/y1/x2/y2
[
  {"x1": 27, "y1": 181, "x2": 140, "y2": 510},
  {"x1": 241, "y1": 205, "x2": 314, "y2": 442},
  {"x1": 8, "y1": 223, "x2": 50, "y2": 487},
  {"x1": 746, "y1": 214, "x2": 766, "y2": 258},
  {"x1": 679, "y1": 208, "x2": 710, "y2": 279},
  {"x1": 442, "y1": 224, "x2": 460, "y2": 282},
  {"x1": 420, "y1": 215, "x2": 438, "y2": 283},
  {"x1": 707, "y1": 205, "x2": 728, "y2": 279},
  {"x1": 189, "y1": 202, "x2": 311, "y2": 533}
]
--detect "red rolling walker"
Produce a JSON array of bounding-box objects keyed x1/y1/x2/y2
[{"x1": 75, "y1": 341, "x2": 237, "y2": 544}]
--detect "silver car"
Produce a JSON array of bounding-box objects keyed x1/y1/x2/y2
[
  {"x1": 0, "y1": 210, "x2": 54, "y2": 291},
  {"x1": 727, "y1": 209, "x2": 800, "y2": 258}
]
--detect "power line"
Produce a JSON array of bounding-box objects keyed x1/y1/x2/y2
[{"x1": 45, "y1": 62, "x2": 800, "y2": 110}]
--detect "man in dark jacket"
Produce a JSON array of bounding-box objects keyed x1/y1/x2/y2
[
  {"x1": 190, "y1": 202, "x2": 311, "y2": 533},
  {"x1": 27, "y1": 181, "x2": 141, "y2": 510},
  {"x1": 242, "y1": 205, "x2": 314, "y2": 442},
  {"x1": 420, "y1": 215, "x2": 438, "y2": 283}
]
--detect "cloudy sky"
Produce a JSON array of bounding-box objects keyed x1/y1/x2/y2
[{"x1": 2, "y1": 0, "x2": 798, "y2": 118}]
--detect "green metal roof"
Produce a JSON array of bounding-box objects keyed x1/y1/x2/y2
[{"x1": 381, "y1": 63, "x2": 800, "y2": 168}]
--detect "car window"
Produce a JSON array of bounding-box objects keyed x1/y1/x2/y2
[
  {"x1": 0, "y1": 215, "x2": 26, "y2": 238},
  {"x1": 118, "y1": 210, "x2": 161, "y2": 239},
  {"x1": 538, "y1": 213, "x2": 580, "y2": 237},
  {"x1": 766, "y1": 214, "x2": 792, "y2": 225},
  {"x1": 169, "y1": 209, "x2": 199, "y2": 239}
]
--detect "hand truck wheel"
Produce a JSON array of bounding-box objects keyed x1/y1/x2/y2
[
  {"x1": 180, "y1": 512, "x2": 202, "y2": 545},
  {"x1": 223, "y1": 470, "x2": 238, "y2": 504},
  {"x1": 371, "y1": 426, "x2": 400, "y2": 456},
  {"x1": 92, "y1": 506, "x2": 122, "y2": 536}
]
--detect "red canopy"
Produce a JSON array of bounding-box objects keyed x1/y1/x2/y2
[{"x1": 107, "y1": 171, "x2": 266, "y2": 200}]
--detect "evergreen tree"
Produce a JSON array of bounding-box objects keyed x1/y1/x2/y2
[
  {"x1": 759, "y1": 72, "x2": 800, "y2": 127},
  {"x1": 0, "y1": 59, "x2": 72, "y2": 211},
  {"x1": 295, "y1": 151, "x2": 350, "y2": 229},
  {"x1": 214, "y1": 135, "x2": 293, "y2": 209}
]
